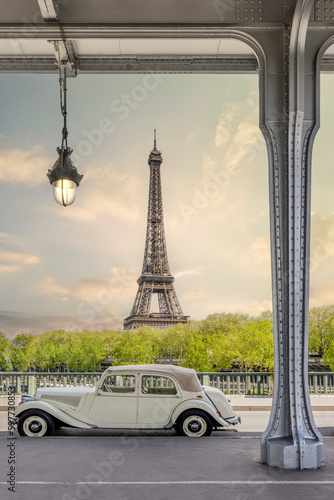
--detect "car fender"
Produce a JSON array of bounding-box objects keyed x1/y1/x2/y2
[
  {"x1": 170, "y1": 399, "x2": 230, "y2": 428},
  {"x1": 15, "y1": 401, "x2": 95, "y2": 429}
]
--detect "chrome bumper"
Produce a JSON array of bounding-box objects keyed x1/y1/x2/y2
[{"x1": 225, "y1": 414, "x2": 241, "y2": 425}]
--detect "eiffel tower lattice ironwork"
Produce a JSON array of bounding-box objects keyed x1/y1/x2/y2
[{"x1": 124, "y1": 132, "x2": 189, "y2": 330}]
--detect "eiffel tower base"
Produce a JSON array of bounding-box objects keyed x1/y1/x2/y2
[{"x1": 123, "y1": 314, "x2": 188, "y2": 331}]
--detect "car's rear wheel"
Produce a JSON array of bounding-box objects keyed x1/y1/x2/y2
[
  {"x1": 176, "y1": 410, "x2": 213, "y2": 437},
  {"x1": 18, "y1": 410, "x2": 55, "y2": 437}
]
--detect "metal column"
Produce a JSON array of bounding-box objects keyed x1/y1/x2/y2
[{"x1": 257, "y1": 0, "x2": 325, "y2": 469}]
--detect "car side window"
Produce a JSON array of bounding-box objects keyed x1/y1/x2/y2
[
  {"x1": 141, "y1": 375, "x2": 177, "y2": 395},
  {"x1": 101, "y1": 374, "x2": 136, "y2": 393}
]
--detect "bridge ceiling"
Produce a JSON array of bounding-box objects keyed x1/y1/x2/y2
[{"x1": 0, "y1": 1, "x2": 333, "y2": 74}]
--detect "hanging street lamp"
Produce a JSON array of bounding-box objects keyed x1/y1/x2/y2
[{"x1": 47, "y1": 61, "x2": 83, "y2": 206}]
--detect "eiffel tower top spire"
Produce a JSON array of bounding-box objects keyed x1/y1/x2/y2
[
  {"x1": 148, "y1": 129, "x2": 163, "y2": 164},
  {"x1": 143, "y1": 130, "x2": 170, "y2": 277},
  {"x1": 123, "y1": 133, "x2": 188, "y2": 330}
]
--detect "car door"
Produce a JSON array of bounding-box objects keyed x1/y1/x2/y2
[
  {"x1": 88, "y1": 373, "x2": 137, "y2": 426},
  {"x1": 137, "y1": 373, "x2": 181, "y2": 427}
]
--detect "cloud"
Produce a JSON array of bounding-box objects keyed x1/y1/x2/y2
[
  {"x1": 202, "y1": 297, "x2": 272, "y2": 318},
  {"x1": 174, "y1": 266, "x2": 207, "y2": 279},
  {"x1": 310, "y1": 284, "x2": 334, "y2": 308},
  {"x1": 0, "y1": 233, "x2": 22, "y2": 245},
  {"x1": 48, "y1": 162, "x2": 142, "y2": 222},
  {"x1": 0, "y1": 243, "x2": 41, "y2": 274},
  {"x1": 252, "y1": 208, "x2": 269, "y2": 224},
  {"x1": 310, "y1": 213, "x2": 334, "y2": 264},
  {"x1": 41, "y1": 278, "x2": 70, "y2": 302},
  {"x1": 0, "y1": 311, "x2": 123, "y2": 339},
  {"x1": 184, "y1": 287, "x2": 205, "y2": 300},
  {"x1": 185, "y1": 131, "x2": 198, "y2": 144},
  {"x1": 223, "y1": 121, "x2": 263, "y2": 172},
  {"x1": 215, "y1": 103, "x2": 238, "y2": 147},
  {"x1": 248, "y1": 236, "x2": 270, "y2": 264},
  {"x1": 40, "y1": 267, "x2": 138, "y2": 305},
  {"x1": 238, "y1": 236, "x2": 271, "y2": 273},
  {"x1": 181, "y1": 88, "x2": 266, "y2": 222},
  {"x1": 0, "y1": 146, "x2": 51, "y2": 185},
  {"x1": 0, "y1": 264, "x2": 21, "y2": 274},
  {"x1": 0, "y1": 248, "x2": 40, "y2": 265}
]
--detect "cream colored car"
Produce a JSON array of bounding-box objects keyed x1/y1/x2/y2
[{"x1": 15, "y1": 364, "x2": 240, "y2": 438}]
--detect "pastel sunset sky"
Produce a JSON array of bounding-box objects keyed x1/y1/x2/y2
[{"x1": 0, "y1": 72, "x2": 333, "y2": 337}]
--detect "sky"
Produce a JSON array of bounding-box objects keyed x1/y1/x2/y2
[{"x1": 0, "y1": 71, "x2": 334, "y2": 338}]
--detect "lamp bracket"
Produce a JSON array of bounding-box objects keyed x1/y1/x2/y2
[{"x1": 52, "y1": 40, "x2": 77, "y2": 77}]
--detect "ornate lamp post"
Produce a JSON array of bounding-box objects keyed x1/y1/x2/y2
[{"x1": 47, "y1": 63, "x2": 83, "y2": 206}]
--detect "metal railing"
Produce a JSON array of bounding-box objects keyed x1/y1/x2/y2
[
  {"x1": 0, "y1": 371, "x2": 333, "y2": 396},
  {"x1": 198, "y1": 372, "x2": 274, "y2": 396},
  {"x1": 0, "y1": 372, "x2": 102, "y2": 396}
]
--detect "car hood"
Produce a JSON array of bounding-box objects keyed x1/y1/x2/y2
[{"x1": 35, "y1": 386, "x2": 96, "y2": 411}]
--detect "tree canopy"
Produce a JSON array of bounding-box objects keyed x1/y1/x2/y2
[{"x1": 1, "y1": 305, "x2": 333, "y2": 372}]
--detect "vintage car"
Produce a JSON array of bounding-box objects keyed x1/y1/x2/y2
[{"x1": 15, "y1": 364, "x2": 240, "y2": 437}]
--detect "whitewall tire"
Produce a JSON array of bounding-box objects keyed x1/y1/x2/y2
[
  {"x1": 18, "y1": 410, "x2": 55, "y2": 437},
  {"x1": 177, "y1": 410, "x2": 213, "y2": 437}
]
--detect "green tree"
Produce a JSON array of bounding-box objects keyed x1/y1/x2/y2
[
  {"x1": 198, "y1": 313, "x2": 249, "y2": 338},
  {"x1": 79, "y1": 337, "x2": 106, "y2": 371},
  {"x1": 9, "y1": 333, "x2": 35, "y2": 371},
  {"x1": 112, "y1": 330, "x2": 155, "y2": 365},
  {"x1": 61, "y1": 340, "x2": 83, "y2": 372},
  {"x1": 180, "y1": 333, "x2": 213, "y2": 372},
  {"x1": 34, "y1": 340, "x2": 58, "y2": 371},
  {"x1": 154, "y1": 323, "x2": 196, "y2": 361},
  {"x1": 210, "y1": 333, "x2": 239, "y2": 371},
  {"x1": 0, "y1": 332, "x2": 12, "y2": 370},
  {"x1": 98, "y1": 330, "x2": 123, "y2": 359},
  {"x1": 309, "y1": 305, "x2": 334, "y2": 357},
  {"x1": 323, "y1": 339, "x2": 334, "y2": 370},
  {"x1": 234, "y1": 319, "x2": 274, "y2": 371}
]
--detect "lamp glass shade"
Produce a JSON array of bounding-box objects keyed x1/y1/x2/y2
[{"x1": 52, "y1": 179, "x2": 76, "y2": 207}]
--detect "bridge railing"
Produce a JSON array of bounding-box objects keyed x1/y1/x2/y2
[
  {"x1": 0, "y1": 371, "x2": 333, "y2": 396},
  {"x1": 0, "y1": 372, "x2": 102, "y2": 396},
  {"x1": 198, "y1": 372, "x2": 274, "y2": 395}
]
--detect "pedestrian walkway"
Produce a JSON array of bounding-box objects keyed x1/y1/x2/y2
[{"x1": 229, "y1": 395, "x2": 334, "y2": 411}]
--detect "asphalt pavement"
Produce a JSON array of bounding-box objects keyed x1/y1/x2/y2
[
  {"x1": 0, "y1": 433, "x2": 334, "y2": 500},
  {"x1": 0, "y1": 395, "x2": 333, "y2": 499}
]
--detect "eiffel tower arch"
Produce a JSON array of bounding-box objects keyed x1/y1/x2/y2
[{"x1": 124, "y1": 132, "x2": 189, "y2": 330}]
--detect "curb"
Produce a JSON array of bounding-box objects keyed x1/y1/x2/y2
[{"x1": 234, "y1": 406, "x2": 334, "y2": 411}]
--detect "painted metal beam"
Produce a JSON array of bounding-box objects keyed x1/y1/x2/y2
[
  {"x1": 3, "y1": 54, "x2": 334, "y2": 74},
  {"x1": 37, "y1": 0, "x2": 58, "y2": 21},
  {"x1": 0, "y1": 56, "x2": 258, "y2": 73}
]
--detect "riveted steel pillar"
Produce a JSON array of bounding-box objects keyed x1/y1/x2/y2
[{"x1": 257, "y1": 0, "x2": 324, "y2": 469}]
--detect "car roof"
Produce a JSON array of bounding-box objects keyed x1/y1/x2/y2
[{"x1": 105, "y1": 364, "x2": 202, "y2": 392}]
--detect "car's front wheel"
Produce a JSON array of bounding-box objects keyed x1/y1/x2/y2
[
  {"x1": 176, "y1": 410, "x2": 213, "y2": 437},
  {"x1": 18, "y1": 410, "x2": 55, "y2": 437}
]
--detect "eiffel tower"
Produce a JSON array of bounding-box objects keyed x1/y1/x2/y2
[{"x1": 124, "y1": 132, "x2": 189, "y2": 330}]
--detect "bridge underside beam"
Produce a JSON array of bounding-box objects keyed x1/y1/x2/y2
[
  {"x1": 0, "y1": 55, "x2": 258, "y2": 73},
  {"x1": 2, "y1": 55, "x2": 334, "y2": 73}
]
